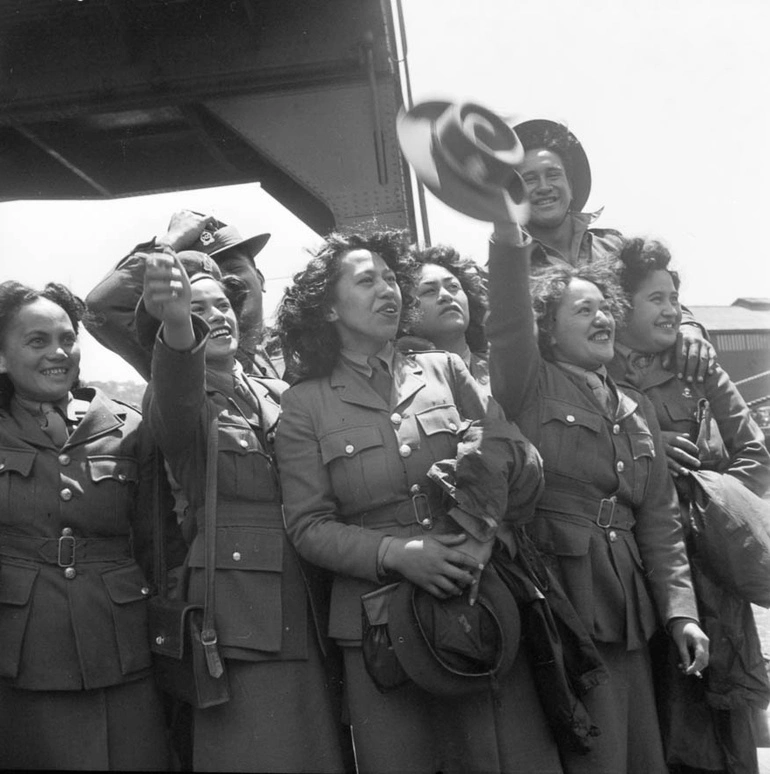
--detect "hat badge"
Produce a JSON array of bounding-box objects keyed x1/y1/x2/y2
[{"x1": 200, "y1": 230, "x2": 215, "y2": 246}]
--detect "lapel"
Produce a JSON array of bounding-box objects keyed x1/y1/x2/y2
[
  {"x1": 245, "y1": 377, "x2": 281, "y2": 432},
  {"x1": 3, "y1": 402, "x2": 59, "y2": 451},
  {"x1": 610, "y1": 377, "x2": 641, "y2": 423},
  {"x1": 393, "y1": 352, "x2": 425, "y2": 409},
  {"x1": 66, "y1": 388, "x2": 125, "y2": 449},
  {"x1": 330, "y1": 359, "x2": 384, "y2": 411}
]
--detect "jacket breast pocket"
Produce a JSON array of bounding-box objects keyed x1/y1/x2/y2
[
  {"x1": 320, "y1": 425, "x2": 385, "y2": 506},
  {"x1": 218, "y1": 422, "x2": 278, "y2": 501},
  {"x1": 540, "y1": 401, "x2": 601, "y2": 483},
  {"x1": 101, "y1": 563, "x2": 152, "y2": 675},
  {"x1": 0, "y1": 561, "x2": 39, "y2": 678},
  {"x1": 0, "y1": 447, "x2": 36, "y2": 517},
  {"x1": 629, "y1": 431, "x2": 655, "y2": 502},
  {"x1": 87, "y1": 455, "x2": 139, "y2": 520},
  {"x1": 189, "y1": 527, "x2": 285, "y2": 653},
  {"x1": 415, "y1": 403, "x2": 466, "y2": 459}
]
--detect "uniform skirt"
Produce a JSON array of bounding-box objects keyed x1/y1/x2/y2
[{"x1": 0, "y1": 675, "x2": 170, "y2": 770}]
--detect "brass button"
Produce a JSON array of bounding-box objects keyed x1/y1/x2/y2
[
  {"x1": 265, "y1": 431, "x2": 275, "y2": 444},
  {"x1": 61, "y1": 527, "x2": 73, "y2": 537},
  {"x1": 64, "y1": 567, "x2": 76, "y2": 580},
  {"x1": 0, "y1": 462, "x2": 5, "y2": 471},
  {"x1": 410, "y1": 484, "x2": 421, "y2": 495},
  {"x1": 232, "y1": 552, "x2": 242, "y2": 562},
  {"x1": 390, "y1": 413, "x2": 402, "y2": 425},
  {"x1": 58, "y1": 454, "x2": 71, "y2": 466},
  {"x1": 399, "y1": 444, "x2": 412, "y2": 458},
  {"x1": 60, "y1": 488, "x2": 73, "y2": 501},
  {"x1": 420, "y1": 519, "x2": 432, "y2": 528},
  {"x1": 612, "y1": 424, "x2": 620, "y2": 435},
  {"x1": 155, "y1": 635, "x2": 165, "y2": 646},
  {"x1": 448, "y1": 422, "x2": 458, "y2": 432},
  {"x1": 117, "y1": 473, "x2": 127, "y2": 482},
  {"x1": 239, "y1": 439, "x2": 249, "y2": 449},
  {"x1": 566, "y1": 415, "x2": 575, "y2": 423},
  {"x1": 608, "y1": 530, "x2": 618, "y2": 542},
  {"x1": 345, "y1": 444, "x2": 355, "y2": 455},
  {"x1": 141, "y1": 587, "x2": 150, "y2": 596},
  {"x1": 616, "y1": 461, "x2": 625, "y2": 473}
]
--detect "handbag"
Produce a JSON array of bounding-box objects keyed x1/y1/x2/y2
[
  {"x1": 361, "y1": 583, "x2": 410, "y2": 693},
  {"x1": 148, "y1": 404, "x2": 230, "y2": 708}
]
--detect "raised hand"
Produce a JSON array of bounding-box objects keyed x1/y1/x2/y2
[
  {"x1": 142, "y1": 252, "x2": 195, "y2": 352},
  {"x1": 157, "y1": 210, "x2": 216, "y2": 252}
]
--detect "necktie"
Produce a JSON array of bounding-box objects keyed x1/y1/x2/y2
[
  {"x1": 40, "y1": 402, "x2": 70, "y2": 447},
  {"x1": 585, "y1": 371, "x2": 612, "y2": 415},
  {"x1": 367, "y1": 357, "x2": 392, "y2": 403}
]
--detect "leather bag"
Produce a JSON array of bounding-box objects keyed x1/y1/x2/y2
[{"x1": 148, "y1": 404, "x2": 230, "y2": 708}]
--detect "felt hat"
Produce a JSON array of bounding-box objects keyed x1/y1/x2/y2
[
  {"x1": 190, "y1": 220, "x2": 270, "y2": 266},
  {"x1": 397, "y1": 101, "x2": 529, "y2": 223},
  {"x1": 388, "y1": 567, "x2": 520, "y2": 696},
  {"x1": 512, "y1": 118, "x2": 592, "y2": 212}
]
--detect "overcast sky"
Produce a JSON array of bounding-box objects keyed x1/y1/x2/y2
[{"x1": 0, "y1": 0, "x2": 767, "y2": 384}]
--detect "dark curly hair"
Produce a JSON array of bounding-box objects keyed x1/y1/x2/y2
[
  {"x1": 530, "y1": 260, "x2": 627, "y2": 360},
  {"x1": 275, "y1": 229, "x2": 418, "y2": 379},
  {"x1": 0, "y1": 281, "x2": 86, "y2": 406},
  {"x1": 407, "y1": 244, "x2": 488, "y2": 354},
  {"x1": 515, "y1": 122, "x2": 579, "y2": 195},
  {"x1": 614, "y1": 237, "x2": 681, "y2": 299}
]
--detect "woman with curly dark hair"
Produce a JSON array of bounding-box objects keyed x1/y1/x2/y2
[
  {"x1": 274, "y1": 228, "x2": 561, "y2": 773},
  {"x1": 399, "y1": 244, "x2": 491, "y2": 392},
  {"x1": 609, "y1": 237, "x2": 770, "y2": 774},
  {"x1": 486, "y1": 220, "x2": 710, "y2": 773},
  {"x1": 0, "y1": 281, "x2": 170, "y2": 770}
]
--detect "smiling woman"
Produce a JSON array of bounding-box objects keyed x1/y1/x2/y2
[{"x1": 0, "y1": 280, "x2": 171, "y2": 770}]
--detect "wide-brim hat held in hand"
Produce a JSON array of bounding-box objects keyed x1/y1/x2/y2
[
  {"x1": 397, "y1": 101, "x2": 529, "y2": 224},
  {"x1": 190, "y1": 219, "x2": 271, "y2": 267}
]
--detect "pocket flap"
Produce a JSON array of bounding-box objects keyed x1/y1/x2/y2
[
  {"x1": 188, "y1": 528, "x2": 284, "y2": 571},
  {"x1": 542, "y1": 400, "x2": 601, "y2": 433},
  {"x1": 0, "y1": 447, "x2": 36, "y2": 477},
  {"x1": 664, "y1": 400, "x2": 696, "y2": 424},
  {"x1": 87, "y1": 456, "x2": 139, "y2": 484},
  {"x1": 530, "y1": 518, "x2": 592, "y2": 557},
  {"x1": 415, "y1": 403, "x2": 465, "y2": 437},
  {"x1": 102, "y1": 563, "x2": 150, "y2": 604},
  {"x1": 218, "y1": 422, "x2": 259, "y2": 454},
  {"x1": 147, "y1": 596, "x2": 202, "y2": 659},
  {"x1": 320, "y1": 425, "x2": 382, "y2": 464},
  {"x1": 0, "y1": 562, "x2": 39, "y2": 605}
]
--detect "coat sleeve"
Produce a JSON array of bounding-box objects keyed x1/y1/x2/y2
[
  {"x1": 633, "y1": 392, "x2": 700, "y2": 625},
  {"x1": 84, "y1": 248, "x2": 154, "y2": 381},
  {"x1": 705, "y1": 365, "x2": 770, "y2": 497},
  {"x1": 486, "y1": 236, "x2": 542, "y2": 421},
  {"x1": 275, "y1": 386, "x2": 384, "y2": 583}
]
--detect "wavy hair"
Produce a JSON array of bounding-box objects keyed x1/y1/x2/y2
[
  {"x1": 407, "y1": 244, "x2": 488, "y2": 354},
  {"x1": 530, "y1": 260, "x2": 627, "y2": 360},
  {"x1": 0, "y1": 281, "x2": 86, "y2": 407},
  {"x1": 614, "y1": 237, "x2": 681, "y2": 298},
  {"x1": 275, "y1": 229, "x2": 417, "y2": 379}
]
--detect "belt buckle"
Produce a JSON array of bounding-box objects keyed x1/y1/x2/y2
[
  {"x1": 596, "y1": 497, "x2": 616, "y2": 529},
  {"x1": 57, "y1": 535, "x2": 76, "y2": 567},
  {"x1": 411, "y1": 492, "x2": 434, "y2": 530}
]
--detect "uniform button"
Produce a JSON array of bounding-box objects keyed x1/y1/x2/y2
[
  {"x1": 390, "y1": 412, "x2": 402, "y2": 425},
  {"x1": 58, "y1": 454, "x2": 71, "y2": 466},
  {"x1": 239, "y1": 439, "x2": 249, "y2": 448},
  {"x1": 232, "y1": 552, "x2": 242, "y2": 561},
  {"x1": 616, "y1": 461, "x2": 625, "y2": 473},
  {"x1": 155, "y1": 635, "x2": 165, "y2": 646},
  {"x1": 420, "y1": 519, "x2": 432, "y2": 528},
  {"x1": 410, "y1": 484, "x2": 421, "y2": 495},
  {"x1": 60, "y1": 488, "x2": 73, "y2": 501},
  {"x1": 141, "y1": 586, "x2": 151, "y2": 596},
  {"x1": 265, "y1": 431, "x2": 275, "y2": 444},
  {"x1": 64, "y1": 567, "x2": 76, "y2": 580},
  {"x1": 345, "y1": 444, "x2": 355, "y2": 455},
  {"x1": 399, "y1": 444, "x2": 412, "y2": 458},
  {"x1": 0, "y1": 462, "x2": 5, "y2": 471},
  {"x1": 448, "y1": 422, "x2": 458, "y2": 432},
  {"x1": 608, "y1": 530, "x2": 618, "y2": 542},
  {"x1": 566, "y1": 415, "x2": 575, "y2": 423},
  {"x1": 117, "y1": 473, "x2": 127, "y2": 482},
  {"x1": 612, "y1": 424, "x2": 620, "y2": 435},
  {"x1": 61, "y1": 527, "x2": 73, "y2": 537}
]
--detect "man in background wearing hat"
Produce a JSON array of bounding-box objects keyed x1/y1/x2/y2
[
  {"x1": 86, "y1": 209, "x2": 281, "y2": 381},
  {"x1": 513, "y1": 118, "x2": 714, "y2": 383}
]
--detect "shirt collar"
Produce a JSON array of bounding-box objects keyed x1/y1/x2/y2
[
  {"x1": 13, "y1": 392, "x2": 73, "y2": 418},
  {"x1": 528, "y1": 209, "x2": 604, "y2": 265},
  {"x1": 340, "y1": 341, "x2": 395, "y2": 377}
]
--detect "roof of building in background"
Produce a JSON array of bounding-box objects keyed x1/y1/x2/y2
[{"x1": 689, "y1": 299, "x2": 770, "y2": 332}]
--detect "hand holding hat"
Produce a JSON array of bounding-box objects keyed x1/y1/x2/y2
[{"x1": 397, "y1": 100, "x2": 530, "y2": 225}]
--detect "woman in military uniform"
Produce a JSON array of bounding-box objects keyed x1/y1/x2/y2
[{"x1": 0, "y1": 281, "x2": 169, "y2": 770}]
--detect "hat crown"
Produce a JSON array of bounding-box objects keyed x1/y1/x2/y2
[{"x1": 434, "y1": 103, "x2": 524, "y2": 194}]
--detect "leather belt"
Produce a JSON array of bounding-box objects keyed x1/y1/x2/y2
[
  {"x1": 0, "y1": 531, "x2": 132, "y2": 566},
  {"x1": 537, "y1": 492, "x2": 635, "y2": 531}
]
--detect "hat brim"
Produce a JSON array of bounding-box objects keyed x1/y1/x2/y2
[
  {"x1": 397, "y1": 103, "x2": 528, "y2": 224},
  {"x1": 389, "y1": 568, "x2": 520, "y2": 696},
  {"x1": 210, "y1": 233, "x2": 271, "y2": 264},
  {"x1": 513, "y1": 119, "x2": 592, "y2": 212}
]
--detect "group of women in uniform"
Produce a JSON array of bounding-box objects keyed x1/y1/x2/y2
[{"x1": 0, "y1": 113, "x2": 767, "y2": 774}]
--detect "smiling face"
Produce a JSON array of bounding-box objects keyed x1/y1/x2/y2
[
  {"x1": 190, "y1": 277, "x2": 240, "y2": 365},
  {"x1": 412, "y1": 263, "x2": 470, "y2": 349},
  {"x1": 519, "y1": 148, "x2": 573, "y2": 228},
  {"x1": 619, "y1": 270, "x2": 682, "y2": 353},
  {"x1": 328, "y1": 249, "x2": 402, "y2": 355},
  {"x1": 550, "y1": 278, "x2": 615, "y2": 369},
  {"x1": 0, "y1": 297, "x2": 81, "y2": 402},
  {"x1": 217, "y1": 250, "x2": 264, "y2": 328}
]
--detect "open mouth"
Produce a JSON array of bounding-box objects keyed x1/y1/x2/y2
[
  {"x1": 210, "y1": 326, "x2": 231, "y2": 340},
  {"x1": 377, "y1": 303, "x2": 400, "y2": 316},
  {"x1": 533, "y1": 195, "x2": 559, "y2": 207},
  {"x1": 655, "y1": 322, "x2": 677, "y2": 329},
  {"x1": 589, "y1": 329, "x2": 613, "y2": 342},
  {"x1": 41, "y1": 366, "x2": 70, "y2": 377}
]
